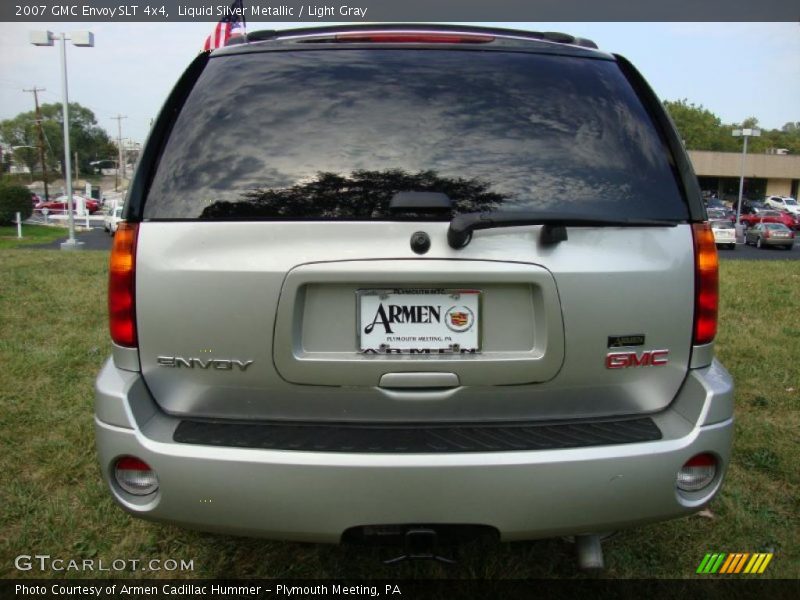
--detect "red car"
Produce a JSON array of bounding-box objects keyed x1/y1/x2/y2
[
  {"x1": 739, "y1": 210, "x2": 799, "y2": 231},
  {"x1": 35, "y1": 194, "x2": 99, "y2": 215}
]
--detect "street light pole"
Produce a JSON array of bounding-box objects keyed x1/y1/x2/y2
[
  {"x1": 30, "y1": 30, "x2": 94, "y2": 251},
  {"x1": 57, "y1": 32, "x2": 78, "y2": 249},
  {"x1": 732, "y1": 127, "x2": 761, "y2": 227}
]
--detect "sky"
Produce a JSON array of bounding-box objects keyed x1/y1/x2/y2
[{"x1": 0, "y1": 21, "x2": 798, "y2": 144}]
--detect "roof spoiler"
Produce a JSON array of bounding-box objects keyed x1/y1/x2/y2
[{"x1": 232, "y1": 24, "x2": 598, "y2": 49}]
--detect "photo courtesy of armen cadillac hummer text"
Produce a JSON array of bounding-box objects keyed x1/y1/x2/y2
[{"x1": 95, "y1": 24, "x2": 733, "y2": 569}]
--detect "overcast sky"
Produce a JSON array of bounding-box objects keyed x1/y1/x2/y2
[{"x1": 0, "y1": 21, "x2": 798, "y2": 144}]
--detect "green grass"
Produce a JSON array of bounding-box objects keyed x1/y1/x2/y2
[
  {"x1": 0, "y1": 251, "x2": 798, "y2": 579},
  {"x1": 0, "y1": 224, "x2": 68, "y2": 249}
]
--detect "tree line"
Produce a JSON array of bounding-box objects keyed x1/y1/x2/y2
[
  {"x1": 663, "y1": 99, "x2": 800, "y2": 154},
  {"x1": 0, "y1": 102, "x2": 117, "y2": 179}
]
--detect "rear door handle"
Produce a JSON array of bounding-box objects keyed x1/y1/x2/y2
[{"x1": 378, "y1": 372, "x2": 460, "y2": 389}]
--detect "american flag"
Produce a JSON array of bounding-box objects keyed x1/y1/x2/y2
[{"x1": 203, "y1": 0, "x2": 247, "y2": 51}]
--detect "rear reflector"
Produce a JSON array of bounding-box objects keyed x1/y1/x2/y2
[
  {"x1": 334, "y1": 32, "x2": 495, "y2": 44},
  {"x1": 108, "y1": 222, "x2": 139, "y2": 347},
  {"x1": 692, "y1": 222, "x2": 719, "y2": 345},
  {"x1": 114, "y1": 456, "x2": 158, "y2": 495},
  {"x1": 677, "y1": 453, "x2": 717, "y2": 492}
]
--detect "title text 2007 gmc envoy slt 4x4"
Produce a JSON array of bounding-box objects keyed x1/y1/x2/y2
[{"x1": 95, "y1": 25, "x2": 733, "y2": 568}]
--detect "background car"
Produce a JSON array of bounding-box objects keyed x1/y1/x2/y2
[
  {"x1": 710, "y1": 219, "x2": 736, "y2": 249},
  {"x1": 35, "y1": 194, "x2": 99, "y2": 216},
  {"x1": 705, "y1": 198, "x2": 727, "y2": 211},
  {"x1": 764, "y1": 195, "x2": 800, "y2": 217},
  {"x1": 103, "y1": 205, "x2": 124, "y2": 235},
  {"x1": 744, "y1": 222, "x2": 795, "y2": 249},
  {"x1": 739, "y1": 209, "x2": 799, "y2": 231},
  {"x1": 707, "y1": 208, "x2": 734, "y2": 222},
  {"x1": 740, "y1": 200, "x2": 767, "y2": 215}
]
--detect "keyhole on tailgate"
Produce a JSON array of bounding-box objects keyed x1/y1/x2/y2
[{"x1": 410, "y1": 231, "x2": 431, "y2": 255}]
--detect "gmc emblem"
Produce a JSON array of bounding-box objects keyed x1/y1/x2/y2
[{"x1": 606, "y1": 349, "x2": 669, "y2": 369}]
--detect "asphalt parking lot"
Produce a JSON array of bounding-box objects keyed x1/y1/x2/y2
[
  {"x1": 32, "y1": 227, "x2": 113, "y2": 251},
  {"x1": 718, "y1": 240, "x2": 800, "y2": 260}
]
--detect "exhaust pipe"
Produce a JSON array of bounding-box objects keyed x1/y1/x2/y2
[{"x1": 575, "y1": 534, "x2": 605, "y2": 571}]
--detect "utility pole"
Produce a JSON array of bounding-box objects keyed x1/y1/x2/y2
[
  {"x1": 111, "y1": 114, "x2": 127, "y2": 184},
  {"x1": 23, "y1": 86, "x2": 50, "y2": 200}
]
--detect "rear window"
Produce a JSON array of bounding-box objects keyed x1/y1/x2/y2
[{"x1": 145, "y1": 49, "x2": 687, "y2": 221}]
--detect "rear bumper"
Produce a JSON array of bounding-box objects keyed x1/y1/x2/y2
[{"x1": 95, "y1": 358, "x2": 734, "y2": 542}]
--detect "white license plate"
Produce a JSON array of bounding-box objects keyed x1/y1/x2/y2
[{"x1": 358, "y1": 289, "x2": 481, "y2": 353}]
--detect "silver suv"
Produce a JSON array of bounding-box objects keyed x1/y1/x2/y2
[{"x1": 96, "y1": 25, "x2": 733, "y2": 566}]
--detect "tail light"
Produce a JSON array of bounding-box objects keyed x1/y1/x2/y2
[
  {"x1": 692, "y1": 223, "x2": 719, "y2": 346},
  {"x1": 109, "y1": 222, "x2": 139, "y2": 347},
  {"x1": 114, "y1": 456, "x2": 158, "y2": 495},
  {"x1": 677, "y1": 453, "x2": 717, "y2": 492}
]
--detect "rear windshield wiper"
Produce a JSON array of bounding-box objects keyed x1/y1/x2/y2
[{"x1": 447, "y1": 211, "x2": 680, "y2": 249}]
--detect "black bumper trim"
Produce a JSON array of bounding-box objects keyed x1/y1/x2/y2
[{"x1": 173, "y1": 416, "x2": 662, "y2": 453}]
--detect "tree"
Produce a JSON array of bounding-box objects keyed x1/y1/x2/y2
[
  {"x1": 0, "y1": 103, "x2": 117, "y2": 178},
  {"x1": 664, "y1": 100, "x2": 800, "y2": 155},
  {"x1": 0, "y1": 182, "x2": 33, "y2": 224},
  {"x1": 741, "y1": 116, "x2": 760, "y2": 129},
  {"x1": 778, "y1": 122, "x2": 800, "y2": 154},
  {"x1": 662, "y1": 99, "x2": 738, "y2": 151}
]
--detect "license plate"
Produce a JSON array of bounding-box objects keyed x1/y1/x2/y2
[{"x1": 357, "y1": 289, "x2": 481, "y2": 353}]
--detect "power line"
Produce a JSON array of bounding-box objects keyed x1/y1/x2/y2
[
  {"x1": 111, "y1": 114, "x2": 127, "y2": 189},
  {"x1": 23, "y1": 86, "x2": 50, "y2": 201}
]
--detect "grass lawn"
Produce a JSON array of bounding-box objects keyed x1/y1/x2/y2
[
  {"x1": 0, "y1": 224, "x2": 67, "y2": 249},
  {"x1": 0, "y1": 250, "x2": 797, "y2": 579}
]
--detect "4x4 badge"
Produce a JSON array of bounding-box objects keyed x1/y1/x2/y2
[{"x1": 608, "y1": 334, "x2": 645, "y2": 348}]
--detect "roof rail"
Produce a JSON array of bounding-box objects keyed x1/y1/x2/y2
[{"x1": 237, "y1": 24, "x2": 598, "y2": 49}]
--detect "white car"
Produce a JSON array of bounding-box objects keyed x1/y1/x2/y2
[
  {"x1": 103, "y1": 205, "x2": 124, "y2": 235},
  {"x1": 710, "y1": 219, "x2": 736, "y2": 249},
  {"x1": 764, "y1": 196, "x2": 800, "y2": 216}
]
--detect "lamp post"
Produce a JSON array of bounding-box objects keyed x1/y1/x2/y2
[
  {"x1": 30, "y1": 30, "x2": 94, "y2": 251},
  {"x1": 732, "y1": 127, "x2": 761, "y2": 240}
]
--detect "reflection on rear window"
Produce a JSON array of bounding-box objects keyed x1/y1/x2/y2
[{"x1": 146, "y1": 49, "x2": 687, "y2": 221}]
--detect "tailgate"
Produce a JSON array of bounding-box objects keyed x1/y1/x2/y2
[{"x1": 135, "y1": 222, "x2": 694, "y2": 422}]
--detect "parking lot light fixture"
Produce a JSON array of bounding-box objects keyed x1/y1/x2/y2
[
  {"x1": 732, "y1": 128, "x2": 761, "y2": 234},
  {"x1": 30, "y1": 30, "x2": 95, "y2": 251}
]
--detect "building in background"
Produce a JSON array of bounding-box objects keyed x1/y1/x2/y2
[{"x1": 690, "y1": 150, "x2": 800, "y2": 201}]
